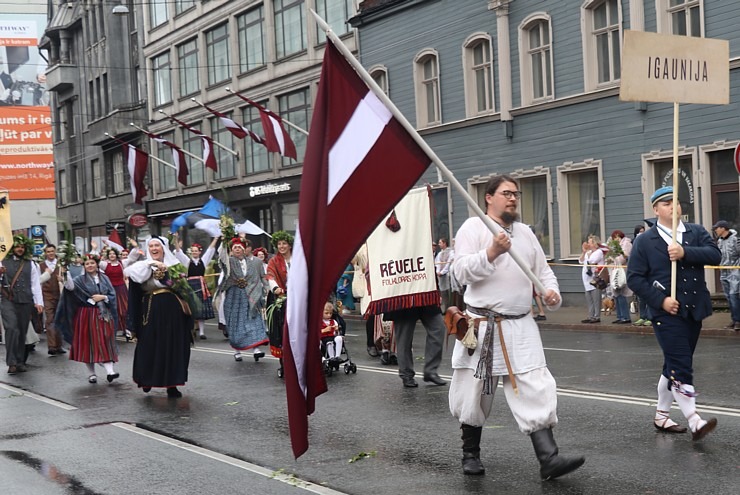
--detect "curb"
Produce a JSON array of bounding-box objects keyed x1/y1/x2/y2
[{"x1": 343, "y1": 314, "x2": 738, "y2": 338}]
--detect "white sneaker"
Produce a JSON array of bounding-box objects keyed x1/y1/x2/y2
[{"x1": 234, "y1": 352, "x2": 243, "y2": 362}]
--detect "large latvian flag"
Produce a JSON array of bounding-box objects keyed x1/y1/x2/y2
[
  {"x1": 285, "y1": 41, "x2": 431, "y2": 458},
  {"x1": 123, "y1": 144, "x2": 148, "y2": 204}
]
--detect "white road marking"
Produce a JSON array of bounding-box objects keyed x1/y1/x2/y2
[
  {"x1": 111, "y1": 422, "x2": 349, "y2": 494},
  {"x1": 0, "y1": 383, "x2": 77, "y2": 410},
  {"x1": 543, "y1": 347, "x2": 591, "y2": 353}
]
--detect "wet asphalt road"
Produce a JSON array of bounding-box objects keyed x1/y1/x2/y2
[{"x1": 1, "y1": 320, "x2": 739, "y2": 495}]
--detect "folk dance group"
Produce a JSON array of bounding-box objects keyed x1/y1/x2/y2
[{"x1": 2, "y1": 230, "x2": 295, "y2": 399}]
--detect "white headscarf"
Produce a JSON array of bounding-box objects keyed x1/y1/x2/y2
[{"x1": 146, "y1": 236, "x2": 180, "y2": 267}]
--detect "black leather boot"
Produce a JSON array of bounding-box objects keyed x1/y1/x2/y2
[
  {"x1": 530, "y1": 428, "x2": 584, "y2": 480},
  {"x1": 461, "y1": 424, "x2": 485, "y2": 475}
]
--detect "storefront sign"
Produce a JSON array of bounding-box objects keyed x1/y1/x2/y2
[
  {"x1": 128, "y1": 213, "x2": 148, "y2": 228},
  {"x1": 620, "y1": 30, "x2": 729, "y2": 105},
  {"x1": 249, "y1": 182, "x2": 291, "y2": 197}
]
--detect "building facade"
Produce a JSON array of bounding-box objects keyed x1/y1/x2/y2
[
  {"x1": 352, "y1": 0, "x2": 740, "y2": 299},
  {"x1": 2, "y1": 1, "x2": 58, "y2": 249},
  {"x1": 42, "y1": 0, "x2": 148, "y2": 249},
  {"x1": 141, "y1": 0, "x2": 357, "y2": 246}
]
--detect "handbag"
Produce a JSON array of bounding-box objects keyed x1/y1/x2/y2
[{"x1": 611, "y1": 267, "x2": 626, "y2": 291}]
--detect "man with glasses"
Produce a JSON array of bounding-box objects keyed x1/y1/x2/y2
[{"x1": 448, "y1": 175, "x2": 584, "y2": 480}]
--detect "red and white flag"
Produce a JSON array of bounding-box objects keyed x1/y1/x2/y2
[
  {"x1": 232, "y1": 92, "x2": 297, "y2": 160},
  {"x1": 168, "y1": 116, "x2": 218, "y2": 172},
  {"x1": 123, "y1": 144, "x2": 148, "y2": 205},
  {"x1": 285, "y1": 42, "x2": 431, "y2": 458},
  {"x1": 142, "y1": 130, "x2": 188, "y2": 186},
  {"x1": 201, "y1": 102, "x2": 265, "y2": 144},
  {"x1": 106, "y1": 227, "x2": 125, "y2": 252}
]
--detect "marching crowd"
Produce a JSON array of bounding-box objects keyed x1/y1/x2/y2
[
  {"x1": 0, "y1": 231, "x2": 296, "y2": 399},
  {"x1": 1, "y1": 178, "x2": 733, "y2": 481}
]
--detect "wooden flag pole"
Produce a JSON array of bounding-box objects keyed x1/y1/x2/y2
[
  {"x1": 670, "y1": 102, "x2": 679, "y2": 299},
  {"x1": 311, "y1": 10, "x2": 547, "y2": 295}
]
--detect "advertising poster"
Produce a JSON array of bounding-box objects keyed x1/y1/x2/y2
[{"x1": 0, "y1": 16, "x2": 55, "y2": 200}]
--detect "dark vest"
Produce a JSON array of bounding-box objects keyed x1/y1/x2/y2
[
  {"x1": 39, "y1": 260, "x2": 61, "y2": 298},
  {"x1": 3, "y1": 257, "x2": 34, "y2": 304},
  {"x1": 188, "y1": 258, "x2": 206, "y2": 277}
]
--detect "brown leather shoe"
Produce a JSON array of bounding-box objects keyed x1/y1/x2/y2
[
  {"x1": 7, "y1": 366, "x2": 17, "y2": 375},
  {"x1": 691, "y1": 418, "x2": 717, "y2": 441}
]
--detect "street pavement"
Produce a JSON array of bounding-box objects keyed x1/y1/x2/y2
[{"x1": 0, "y1": 313, "x2": 738, "y2": 495}]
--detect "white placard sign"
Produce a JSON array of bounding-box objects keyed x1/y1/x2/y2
[{"x1": 619, "y1": 30, "x2": 729, "y2": 105}]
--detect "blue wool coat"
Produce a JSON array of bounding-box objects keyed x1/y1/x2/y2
[{"x1": 627, "y1": 223, "x2": 720, "y2": 321}]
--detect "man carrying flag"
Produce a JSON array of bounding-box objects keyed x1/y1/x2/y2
[{"x1": 285, "y1": 40, "x2": 431, "y2": 458}]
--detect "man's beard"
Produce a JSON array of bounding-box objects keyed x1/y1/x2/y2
[{"x1": 501, "y1": 211, "x2": 520, "y2": 225}]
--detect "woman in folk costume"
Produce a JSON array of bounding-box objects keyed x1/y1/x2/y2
[
  {"x1": 99, "y1": 247, "x2": 131, "y2": 340},
  {"x1": 218, "y1": 237, "x2": 269, "y2": 362},
  {"x1": 56, "y1": 254, "x2": 120, "y2": 384},
  {"x1": 265, "y1": 231, "x2": 292, "y2": 364},
  {"x1": 174, "y1": 236, "x2": 219, "y2": 340},
  {"x1": 124, "y1": 237, "x2": 193, "y2": 398}
]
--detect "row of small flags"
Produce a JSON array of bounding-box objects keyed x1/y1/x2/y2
[{"x1": 110, "y1": 94, "x2": 298, "y2": 205}]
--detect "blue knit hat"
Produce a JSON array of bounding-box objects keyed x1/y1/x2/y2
[{"x1": 650, "y1": 186, "x2": 673, "y2": 206}]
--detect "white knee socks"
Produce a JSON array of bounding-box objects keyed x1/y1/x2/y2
[
  {"x1": 655, "y1": 375, "x2": 678, "y2": 425},
  {"x1": 198, "y1": 320, "x2": 205, "y2": 336},
  {"x1": 671, "y1": 383, "x2": 706, "y2": 432},
  {"x1": 103, "y1": 361, "x2": 115, "y2": 375}
]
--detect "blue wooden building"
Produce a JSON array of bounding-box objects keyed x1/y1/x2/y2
[{"x1": 350, "y1": 0, "x2": 740, "y2": 301}]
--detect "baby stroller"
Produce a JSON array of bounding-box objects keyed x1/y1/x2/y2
[{"x1": 321, "y1": 309, "x2": 357, "y2": 376}]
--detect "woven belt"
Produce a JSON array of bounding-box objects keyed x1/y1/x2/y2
[{"x1": 468, "y1": 306, "x2": 529, "y2": 396}]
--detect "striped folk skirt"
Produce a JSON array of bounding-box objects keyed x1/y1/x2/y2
[{"x1": 69, "y1": 306, "x2": 118, "y2": 364}]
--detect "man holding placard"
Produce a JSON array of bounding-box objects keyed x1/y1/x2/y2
[{"x1": 627, "y1": 187, "x2": 720, "y2": 440}]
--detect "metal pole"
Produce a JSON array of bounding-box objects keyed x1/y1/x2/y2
[
  {"x1": 225, "y1": 87, "x2": 310, "y2": 136},
  {"x1": 158, "y1": 109, "x2": 239, "y2": 157},
  {"x1": 129, "y1": 123, "x2": 205, "y2": 163}
]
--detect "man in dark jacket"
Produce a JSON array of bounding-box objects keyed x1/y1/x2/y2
[{"x1": 627, "y1": 186, "x2": 721, "y2": 441}]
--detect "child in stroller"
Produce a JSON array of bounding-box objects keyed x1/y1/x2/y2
[{"x1": 320, "y1": 301, "x2": 357, "y2": 375}]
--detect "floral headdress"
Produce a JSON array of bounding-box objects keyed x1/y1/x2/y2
[
  {"x1": 271, "y1": 230, "x2": 294, "y2": 248},
  {"x1": 12, "y1": 234, "x2": 34, "y2": 260}
]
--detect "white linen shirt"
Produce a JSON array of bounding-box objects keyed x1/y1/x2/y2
[{"x1": 450, "y1": 218, "x2": 561, "y2": 375}]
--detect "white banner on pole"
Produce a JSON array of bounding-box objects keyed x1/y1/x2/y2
[{"x1": 619, "y1": 30, "x2": 729, "y2": 105}]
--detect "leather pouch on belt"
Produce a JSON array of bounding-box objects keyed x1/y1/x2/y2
[{"x1": 444, "y1": 306, "x2": 469, "y2": 340}]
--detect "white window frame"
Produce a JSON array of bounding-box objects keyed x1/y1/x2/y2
[
  {"x1": 156, "y1": 132, "x2": 177, "y2": 192},
  {"x1": 641, "y1": 146, "x2": 700, "y2": 222},
  {"x1": 655, "y1": 0, "x2": 704, "y2": 37},
  {"x1": 177, "y1": 39, "x2": 200, "y2": 97},
  {"x1": 369, "y1": 65, "x2": 389, "y2": 96},
  {"x1": 581, "y1": 0, "x2": 623, "y2": 92},
  {"x1": 462, "y1": 33, "x2": 495, "y2": 118},
  {"x1": 273, "y1": 0, "x2": 306, "y2": 59},
  {"x1": 557, "y1": 159, "x2": 605, "y2": 258},
  {"x1": 91, "y1": 158, "x2": 105, "y2": 198},
  {"x1": 149, "y1": 0, "x2": 169, "y2": 29},
  {"x1": 59, "y1": 169, "x2": 68, "y2": 206},
  {"x1": 698, "y1": 140, "x2": 738, "y2": 234},
  {"x1": 237, "y1": 6, "x2": 266, "y2": 73},
  {"x1": 511, "y1": 168, "x2": 554, "y2": 259},
  {"x1": 151, "y1": 51, "x2": 172, "y2": 107},
  {"x1": 206, "y1": 24, "x2": 231, "y2": 86},
  {"x1": 519, "y1": 13, "x2": 554, "y2": 106},
  {"x1": 316, "y1": 0, "x2": 355, "y2": 43},
  {"x1": 413, "y1": 49, "x2": 442, "y2": 128}
]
